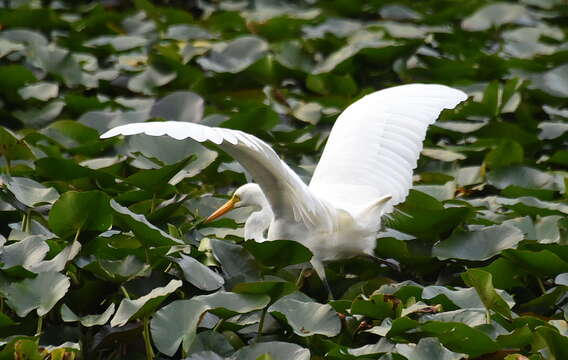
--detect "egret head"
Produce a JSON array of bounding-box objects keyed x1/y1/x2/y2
[{"x1": 205, "y1": 183, "x2": 265, "y2": 223}]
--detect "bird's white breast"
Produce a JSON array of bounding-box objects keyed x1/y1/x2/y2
[{"x1": 267, "y1": 208, "x2": 376, "y2": 262}]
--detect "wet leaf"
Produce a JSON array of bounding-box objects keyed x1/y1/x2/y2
[
  {"x1": 151, "y1": 299, "x2": 211, "y2": 356},
  {"x1": 48, "y1": 191, "x2": 112, "y2": 238},
  {"x1": 110, "y1": 279, "x2": 182, "y2": 327},
  {"x1": 242, "y1": 240, "x2": 312, "y2": 269},
  {"x1": 172, "y1": 254, "x2": 224, "y2": 291},
  {"x1": 193, "y1": 291, "x2": 269, "y2": 318},
  {"x1": 197, "y1": 36, "x2": 268, "y2": 73},
  {"x1": 110, "y1": 200, "x2": 183, "y2": 247},
  {"x1": 433, "y1": 225, "x2": 524, "y2": 261},
  {"x1": 0, "y1": 271, "x2": 70, "y2": 317},
  {"x1": 268, "y1": 293, "x2": 340, "y2": 337},
  {"x1": 61, "y1": 303, "x2": 115, "y2": 327},
  {"x1": 231, "y1": 341, "x2": 310, "y2": 360},
  {"x1": 461, "y1": 269, "x2": 512, "y2": 319},
  {"x1": 2, "y1": 176, "x2": 59, "y2": 207}
]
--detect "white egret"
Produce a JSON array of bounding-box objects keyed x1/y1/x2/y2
[{"x1": 101, "y1": 84, "x2": 467, "y2": 295}]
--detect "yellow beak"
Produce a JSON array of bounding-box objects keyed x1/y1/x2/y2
[{"x1": 204, "y1": 195, "x2": 239, "y2": 223}]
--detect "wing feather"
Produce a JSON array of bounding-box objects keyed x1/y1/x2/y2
[
  {"x1": 309, "y1": 84, "x2": 467, "y2": 215},
  {"x1": 101, "y1": 121, "x2": 331, "y2": 229}
]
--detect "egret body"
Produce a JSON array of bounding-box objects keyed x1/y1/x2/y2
[{"x1": 101, "y1": 84, "x2": 468, "y2": 293}]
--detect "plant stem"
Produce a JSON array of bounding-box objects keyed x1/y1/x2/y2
[
  {"x1": 120, "y1": 286, "x2": 130, "y2": 299},
  {"x1": 143, "y1": 317, "x2": 155, "y2": 360},
  {"x1": 36, "y1": 315, "x2": 44, "y2": 340},
  {"x1": 21, "y1": 209, "x2": 31, "y2": 232},
  {"x1": 256, "y1": 307, "x2": 268, "y2": 342},
  {"x1": 73, "y1": 226, "x2": 82, "y2": 243},
  {"x1": 5, "y1": 158, "x2": 11, "y2": 175},
  {"x1": 150, "y1": 193, "x2": 156, "y2": 213},
  {"x1": 537, "y1": 277, "x2": 546, "y2": 294},
  {"x1": 295, "y1": 267, "x2": 307, "y2": 288},
  {"x1": 213, "y1": 318, "x2": 225, "y2": 332}
]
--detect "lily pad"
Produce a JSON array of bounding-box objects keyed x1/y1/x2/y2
[
  {"x1": 0, "y1": 271, "x2": 70, "y2": 317},
  {"x1": 172, "y1": 254, "x2": 224, "y2": 291},
  {"x1": 151, "y1": 299, "x2": 211, "y2": 356},
  {"x1": 433, "y1": 225, "x2": 524, "y2": 261},
  {"x1": 2, "y1": 176, "x2": 59, "y2": 208},
  {"x1": 197, "y1": 36, "x2": 268, "y2": 73},
  {"x1": 48, "y1": 191, "x2": 112, "y2": 238},
  {"x1": 110, "y1": 279, "x2": 182, "y2": 327},
  {"x1": 268, "y1": 293, "x2": 341, "y2": 337}
]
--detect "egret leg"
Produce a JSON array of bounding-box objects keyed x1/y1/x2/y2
[
  {"x1": 366, "y1": 255, "x2": 401, "y2": 273},
  {"x1": 311, "y1": 259, "x2": 334, "y2": 300}
]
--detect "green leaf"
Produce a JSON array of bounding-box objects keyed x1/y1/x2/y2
[
  {"x1": 488, "y1": 165, "x2": 558, "y2": 190},
  {"x1": 0, "y1": 127, "x2": 35, "y2": 161},
  {"x1": 18, "y1": 81, "x2": 58, "y2": 101},
  {"x1": 389, "y1": 190, "x2": 470, "y2": 239},
  {"x1": 125, "y1": 132, "x2": 217, "y2": 173},
  {"x1": 503, "y1": 249, "x2": 568, "y2": 277},
  {"x1": 231, "y1": 342, "x2": 310, "y2": 360},
  {"x1": 312, "y1": 33, "x2": 400, "y2": 74},
  {"x1": 421, "y1": 148, "x2": 466, "y2": 162},
  {"x1": 150, "y1": 91, "x2": 204, "y2": 123},
  {"x1": 461, "y1": 269, "x2": 512, "y2": 319},
  {"x1": 0, "y1": 271, "x2": 70, "y2": 317},
  {"x1": 35, "y1": 158, "x2": 106, "y2": 181},
  {"x1": 110, "y1": 199, "x2": 183, "y2": 247},
  {"x1": 538, "y1": 122, "x2": 568, "y2": 140},
  {"x1": 127, "y1": 66, "x2": 176, "y2": 95},
  {"x1": 555, "y1": 273, "x2": 568, "y2": 286},
  {"x1": 268, "y1": 292, "x2": 341, "y2": 337},
  {"x1": 222, "y1": 104, "x2": 280, "y2": 133},
  {"x1": 534, "y1": 326, "x2": 568, "y2": 360},
  {"x1": 186, "y1": 331, "x2": 234, "y2": 358},
  {"x1": 193, "y1": 291, "x2": 269, "y2": 318},
  {"x1": 497, "y1": 325, "x2": 533, "y2": 349},
  {"x1": 150, "y1": 299, "x2": 211, "y2": 356},
  {"x1": 60, "y1": 303, "x2": 115, "y2": 327},
  {"x1": 0, "y1": 65, "x2": 36, "y2": 98},
  {"x1": 2, "y1": 176, "x2": 59, "y2": 207},
  {"x1": 42, "y1": 120, "x2": 101, "y2": 149},
  {"x1": 351, "y1": 294, "x2": 396, "y2": 320},
  {"x1": 48, "y1": 191, "x2": 112, "y2": 238},
  {"x1": 210, "y1": 239, "x2": 261, "y2": 286},
  {"x1": 398, "y1": 337, "x2": 464, "y2": 360},
  {"x1": 421, "y1": 321, "x2": 500, "y2": 357},
  {"x1": 243, "y1": 240, "x2": 312, "y2": 268},
  {"x1": 484, "y1": 140, "x2": 524, "y2": 169},
  {"x1": 461, "y1": 3, "x2": 528, "y2": 31},
  {"x1": 433, "y1": 225, "x2": 523, "y2": 261},
  {"x1": 13, "y1": 100, "x2": 65, "y2": 128},
  {"x1": 477, "y1": 258, "x2": 525, "y2": 290},
  {"x1": 0, "y1": 235, "x2": 48, "y2": 275},
  {"x1": 481, "y1": 81, "x2": 500, "y2": 117},
  {"x1": 110, "y1": 279, "x2": 182, "y2": 327},
  {"x1": 196, "y1": 36, "x2": 268, "y2": 73},
  {"x1": 233, "y1": 280, "x2": 296, "y2": 301},
  {"x1": 13, "y1": 339, "x2": 43, "y2": 360},
  {"x1": 124, "y1": 157, "x2": 193, "y2": 191},
  {"x1": 172, "y1": 254, "x2": 224, "y2": 291}
]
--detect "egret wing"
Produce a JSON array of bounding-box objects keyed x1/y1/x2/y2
[
  {"x1": 101, "y1": 121, "x2": 329, "y2": 228},
  {"x1": 309, "y1": 84, "x2": 467, "y2": 215}
]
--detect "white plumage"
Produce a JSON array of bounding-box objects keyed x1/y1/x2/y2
[{"x1": 101, "y1": 84, "x2": 467, "y2": 295}]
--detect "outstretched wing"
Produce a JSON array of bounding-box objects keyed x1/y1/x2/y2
[
  {"x1": 101, "y1": 121, "x2": 331, "y2": 229},
  {"x1": 309, "y1": 84, "x2": 467, "y2": 215}
]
